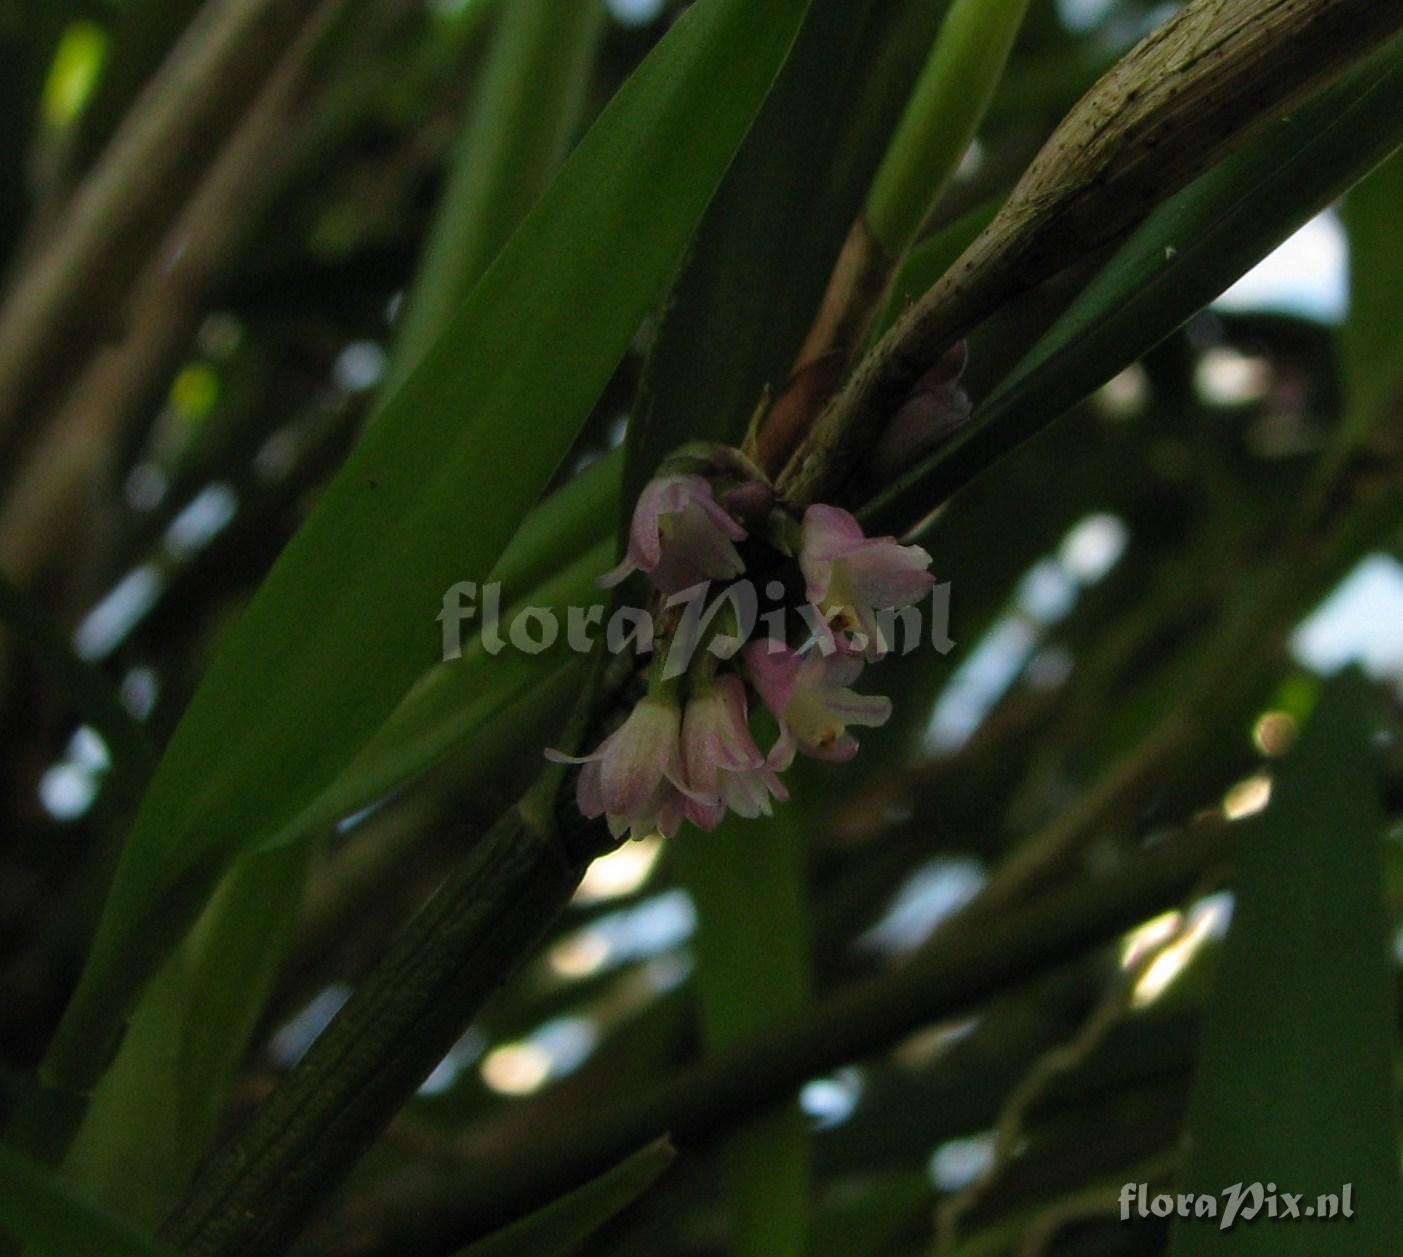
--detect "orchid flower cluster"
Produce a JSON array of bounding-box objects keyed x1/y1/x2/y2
[{"x1": 548, "y1": 445, "x2": 936, "y2": 841}]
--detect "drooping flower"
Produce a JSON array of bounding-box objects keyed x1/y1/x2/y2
[
  {"x1": 599, "y1": 472, "x2": 747, "y2": 594},
  {"x1": 745, "y1": 640, "x2": 892, "y2": 763},
  {"x1": 680, "y1": 673, "x2": 788, "y2": 830},
  {"x1": 546, "y1": 694, "x2": 692, "y2": 841},
  {"x1": 556, "y1": 441, "x2": 949, "y2": 835},
  {"x1": 798, "y1": 504, "x2": 935, "y2": 657}
]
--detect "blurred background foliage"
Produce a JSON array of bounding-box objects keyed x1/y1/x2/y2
[{"x1": 1, "y1": 0, "x2": 1403, "y2": 1255}]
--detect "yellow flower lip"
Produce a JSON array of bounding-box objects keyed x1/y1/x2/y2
[
  {"x1": 787, "y1": 692, "x2": 845, "y2": 749},
  {"x1": 820, "y1": 599, "x2": 860, "y2": 632}
]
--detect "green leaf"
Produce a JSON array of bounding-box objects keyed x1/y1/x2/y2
[
  {"x1": 863, "y1": 33, "x2": 1403, "y2": 534},
  {"x1": 811, "y1": 1172, "x2": 930, "y2": 1257},
  {"x1": 865, "y1": 0, "x2": 1031, "y2": 256},
  {"x1": 0, "y1": 1141, "x2": 179, "y2": 1257},
  {"x1": 45, "y1": 0, "x2": 816, "y2": 1096},
  {"x1": 485, "y1": 447, "x2": 621, "y2": 595},
  {"x1": 452, "y1": 1137, "x2": 675, "y2": 1257},
  {"x1": 382, "y1": 0, "x2": 604, "y2": 395},
  {"x1": 63, "y1": 837, "x2": 315, "y2": 1226},
  {"x1": 1337, "y1": 147, "x2": 1403, "y2": 446},
  {"x1": 676, "y1": 807, "x2": 813, "y2": 1257},
  {"x1": 284, "y1": 454, "x2": 617, "y2": 845},
  {"x1": 1168, "y1": 671, "x2": 1402, "y2": 1255},
  {"x1": 277, "y1": 535, "x2": 611, "y2": 843}
]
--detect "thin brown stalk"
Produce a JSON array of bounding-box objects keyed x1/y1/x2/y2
[
  {"x1": 755, "y1": 214, "x2": 892, "y2": 475},
  {"x1": 0, "y1": 0, "x2": 329, "y2": 457},
  {"x1": 935, "y1": 887, "x2": 1214, "y2": 1253},
  {"x1": 0, "y1": 0, "x2": 345, "y2": 590}
]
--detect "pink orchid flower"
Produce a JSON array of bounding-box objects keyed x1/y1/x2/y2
[
  {"x1": 680, "y1": 673, "x2": 788, "y2": 830},
  {"x1": 546, "y1": 695, "x2": 692, "y2": 841},
  {"x1": 799, "y1": 504, "x2": 935, "y2": 657},
  {"x1": 600, "y1": 473, "x2": 747, "y2": 594},
  {"x1": 745, "y1": 640, "x2": 891, "y2": 763}
]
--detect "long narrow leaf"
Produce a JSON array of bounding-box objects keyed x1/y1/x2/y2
[
  {"x1": 677, "y1": 810, "x2": 813, "y2": 1257},
  {"x1": 1337, "y1": 148, "x2": 1403, "y2": 448},
  {"x1": 452, "y1": 1137, "x2": 675, "y2": 1257},
  {"x1": 864, "y1": 0, "x2": 1030, "y2": 255},
  {"x1": 277, "y1": 536, "x2": 610, "y2": 843},
  {"x1": 64, "y1": 838, "x2": 315, "y2": 1226},
  {"x1": 1167, "y1": 672, "x2": 1403, "y2": 1255},
  {"x1": 382, "y1": 0, "x2": 604, "y2": 395},
  {"x1": 0, "y1": 1142, "x2": 179, "y2": 1257}
]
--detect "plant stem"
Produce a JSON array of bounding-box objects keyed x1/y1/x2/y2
[
  {"x1": 159, "y1": 804, "x2": 593, "y2": 1257},
  {"x1": 0, "y1": 0, "x2": 347, "y2": 591},
  {"x1": 0, "y1": 0, "x2": 331, "y2": 457},
  {"x1": 778, "y1": 0, "x2": 1403, "y2": 508}
]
